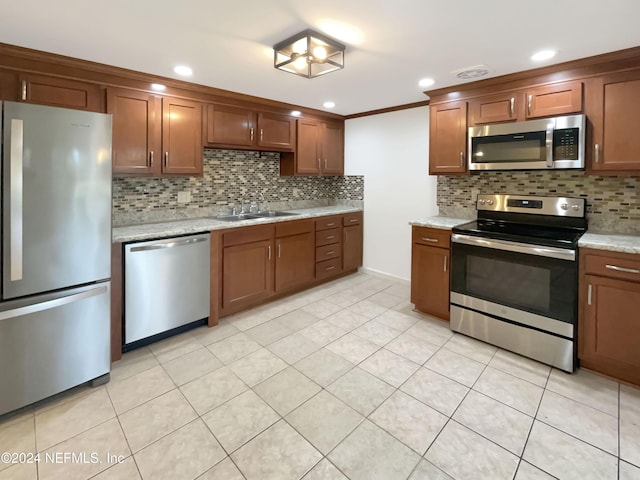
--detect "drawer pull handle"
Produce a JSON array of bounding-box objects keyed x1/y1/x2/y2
[
  {"x1": 326, "y1": 235, "x2": 335, "y2": 240},
  {"x1": 509, "y1": 97, "x2": 515, "y2": 117},
  {"x1": 21, "y1": 80, "x2": 27, "y2": 101},
  {"x1": 349, "y1": 219, "x2": 358, "y2": 223},
  {"x1": 326, "y1": 251, "x2": 335, "y2": 255},
  {"x1": 326, "y1": 223, "x2": 335, "y2": 227},
  {"x1": 325, "y1": 266, "x2": 335, "y2": 271},
  {"x1": 421, "y1": 237, "x2": 438, "y2": 243},
  {"x1": 606, "y1": 264, "x2": 639, "y2": 274}
]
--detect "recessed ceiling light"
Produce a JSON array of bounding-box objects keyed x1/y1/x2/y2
[
  {"x1": 290, "y1": 110, "x2": 302, "y2": 117},
  {"x1": 531, "y1": 50, "x2": 556, "y2": 62},
  {"x1": 174, "y1": 65, "x2": 193, "y2": 76},
  {"x1": 418, "y1": 78, "x2": 435, "y2": 88},
  {"x1": 323, "y1": 101, "x2": 336, "y2": 109},
  {"x1": 150, "y1": 83, "x2": 166, "y2": 92}
]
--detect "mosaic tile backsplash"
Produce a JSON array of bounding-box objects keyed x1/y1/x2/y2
[
  {"x1": 437, "y1": 171, "x2": 640, "y2": 234},
  {"x1": 113, "y1": 149, "x2": 364, "y2": 226}
]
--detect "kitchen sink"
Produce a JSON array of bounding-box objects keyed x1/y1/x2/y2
[
  {"x1": 250, "y1": 211, "x2": 299, "y2": 218},
  {"x1": 214, "y1": 211, "x2": 299, "y2": 222}
]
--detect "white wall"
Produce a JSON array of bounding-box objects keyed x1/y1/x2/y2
[{"x1": 345, "y1": 106, "x2": 438, "y2": 281}]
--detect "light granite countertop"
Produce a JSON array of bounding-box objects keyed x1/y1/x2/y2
[
  {"x1": 112, "y1": 205, "x2": 362, "y2": 243},
  {"x1": 409, "y1": 216, "x2": 471, "y2": 230},
  {"x1": 579, "y1": 232, "x2": 640, "y2": 255}
]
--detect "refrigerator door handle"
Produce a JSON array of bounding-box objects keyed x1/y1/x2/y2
[
  {"x1": 9, "y1": 119, "x2": 24, "y2": 281},
  {"x1": 0, "y1": 284, "x2": 108, "y2": 322}
]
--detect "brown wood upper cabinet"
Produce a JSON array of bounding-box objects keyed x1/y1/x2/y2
[
  {"x1": 585, "y1": 70, "x2": 640, "y2": 172},
  {"x1": 469, "y1": 81, "x2": 582, "y2": 125},
  {"x1": 280, "y1": 119, "x2": 344, "y2": 176},
  {"x1": 579, "y1": 248, "x2": 640, "y2": 386},
  {"x1": 429, "y1": 100, "x2": 467, "y2": 175},
  {"x1": 17, "y1": 73, "x2": 102, "y2": 112},
  {"x1": 0, "y1": 69, "x2": 19, "y2": 101},
  {"x1": 205, "y1": 104, "x2": 295, "y2": 151},
  {"x1": 108, "y1": 87, "x2": 202, "y2": 176}
]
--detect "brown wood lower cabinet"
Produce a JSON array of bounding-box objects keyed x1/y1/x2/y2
[
  {"x1": 343, "y1": 212, "x2": 363, "y2": 271},
  {"x1": 210, "y1": 212, "x2": 363, "y2": 322},
  {"x1": 410, "y1": 226, "x2": 451, "y2": 320},
  {"x1": 579, "y1": 248, "x2": 640, "y2": 385},
  {"x1": 275, "y1": 220, "x2": 315, "y2": 293}
]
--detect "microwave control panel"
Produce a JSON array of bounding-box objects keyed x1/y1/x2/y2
[{"x1": 553, "y1": 128, "x2": 579, "y2": 160}]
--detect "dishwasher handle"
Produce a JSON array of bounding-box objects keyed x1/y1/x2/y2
[{"x1": 129, "y1": 236, "x2": 208, "y2": 252}]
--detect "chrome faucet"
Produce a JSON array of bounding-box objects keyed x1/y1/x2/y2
[{"x1": 257, "y1": 191, "x2": 266, "y2": 213}]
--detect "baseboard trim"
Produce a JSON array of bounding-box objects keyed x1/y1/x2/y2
[{"x1": 359, "y1": 267, "x2": 409, "y2": 285}]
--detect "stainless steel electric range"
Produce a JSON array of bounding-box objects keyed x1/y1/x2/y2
[{"x1": 450, "y1": 194, "x2": 587, "y2": 372}]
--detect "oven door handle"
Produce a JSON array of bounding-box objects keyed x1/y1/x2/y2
[{"x1": 451, "y1": 234, "x2": 576, "y2": 261}]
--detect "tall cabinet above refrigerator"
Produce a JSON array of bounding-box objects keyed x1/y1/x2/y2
[{"x1": 0, "y1": 101, "x2": 112, "y2": 415}]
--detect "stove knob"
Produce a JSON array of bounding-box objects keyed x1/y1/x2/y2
[
  {"x1": 572, "y1": 204, "x2": 580, "y2": 211},
  {"x1": 479, "y1": 199, "x2": 486, "y2": 205},
  {"x1": 561, "y1": 203, "x2": 569, "y2": 210},
  {"x1": 487, "y1": 199, "x2": 494, "y2": 206}
]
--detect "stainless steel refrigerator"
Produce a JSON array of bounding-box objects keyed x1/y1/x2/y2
[{"x1": 0, "y1": 101, "x2": 112, "y2": 415}]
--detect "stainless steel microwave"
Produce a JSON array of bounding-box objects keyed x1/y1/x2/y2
[{"x1": 468, "y1": 114, "x2": 585, "y2": 171}]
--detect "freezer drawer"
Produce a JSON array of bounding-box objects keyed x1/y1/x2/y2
[
  {"x1": 125, "y1": 234, "x2": 210, "y2": 345},
  {"x1": 0, "y1": 283, "x2": 110, "y2": 415}
]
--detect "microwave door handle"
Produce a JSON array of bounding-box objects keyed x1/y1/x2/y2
[{"x1": 545, "y1": 123, "x2": 554, "y2": 168}]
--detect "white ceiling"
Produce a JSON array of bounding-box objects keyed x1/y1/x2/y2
[{"x1": 1, "y1": 0, "x2": 639, "y2": 115}]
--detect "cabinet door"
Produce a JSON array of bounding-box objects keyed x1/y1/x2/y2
[
  {"x1": 275, "y1": 232, "x2": 314, "y2": 292},
  {"x1": 429, "y1": 101, "x2": 467, "y2": 174},
  {"x1": 321, "y1": 122, "x2": 344, "y2": 175},
  {"x1": 222, "y1": 240, "x2": 273, "y2": 310},
  {"x1": 525, "y1": 80, "x2": 582, "y2": 119},
  {"x1": 206, "y1": 104, "x2": 255, "y2": 146},
  {"x1": 18, "y1": 73, "x2": 102, "y2": 112},
  {"x1": 582, "y1": 274, "x2": 640, "y2": 382},
  {"x1": 162, "y1": 97, "x2": 203, "y2": 175},
  {"x1": 0, "y1": 69, "x2": 19, "y2": 101},
  {"x1": 296, "y1": 118, "x2": 321, "y2": 174},
  {"x1": 343, "y1": 224, "x2": 363, "y2": 271},
  {"x1": 107, "y1": 88, "x2": 161, "y2": 175},
  {"x1": 469, "y1": 92, "x2": 522, "y2": 125},
  {"x1": 257, "y1": 112, "x2": 295, "y2": 151},
  {"x1": 587, "y1": 71, "x2": 640, "y2": 172},
  {"x1": 411, "y1": 243, "x2": 450, "y2": 320}
]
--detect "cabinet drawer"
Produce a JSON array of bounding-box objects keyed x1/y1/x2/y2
[
  {"x1": 223, "y1": 224, "x2": 273, "y2": 247},
  {"x1": 276, "y1": 219, "x2": 314, "y2": 238},
  {"x1": 316, "y1": 258, "x2": 342, "y2": 279},
  {"x1": 316, "y1": 215, "x2": 342, "y2": 231},
  {"x1": 343, "y1": 212, "x2": 363, "y2": 226},
  {"x1": 316, "y1": 243, "x2": 342, "y2": 261},
  {"x1": 316, "y1": 228, "x2": 342, "y2": 246},
  {"x1": 412, "y1": 227, "x2": 451, "y2": 248},
  {"x1": 584, "y1": 252, "x2": 640, "y2": 282}
]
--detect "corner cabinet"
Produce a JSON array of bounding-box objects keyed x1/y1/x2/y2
[
  {"x1": 107, "y1": 87, "x2": 202, "y2": 176},
  {"x1": 579, "y1": 248, "x2": 640, "y2": 386},
  {"x1": 428, "y1": 101, "x2": 468, "y2": 175},
  {"x1": 585, "y1": 70, "x2": 640, "y2": 172},
  {"x1": 205, "y1": 104, "x2": 295, "y2": 151},
  {"x1": 280, "y1": 119, "x2": 344, "y2": 176},
  {"x1": 410, "y1": 226, "x2": 451, "y2": 320}
]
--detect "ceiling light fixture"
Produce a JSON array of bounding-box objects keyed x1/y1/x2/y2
[
  {"x1": 273, "y1": 28, "x2": 345, "y2": 79},
  {"x1": 174, "y1": 65, "x2": 193, "y2": 76},
  {"x1": 323, "y1": 101, "x2": 335, "y2": 109},
  {"x1": 418, "y1": 78, "x2": 435, "y2": 88},
  {"x1": 452, "y1": 65, "x2": 490, "y2": 80},
  {"x1": 531, "y1": 50, "x2": 557, "y2": 62}
]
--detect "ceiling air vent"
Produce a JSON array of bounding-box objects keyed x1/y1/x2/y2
[{"x1": 452, "y1": 65, "x2": 490, "y2": 80}]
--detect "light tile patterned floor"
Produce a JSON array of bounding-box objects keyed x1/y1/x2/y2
[{"x1": 1, "y1": 272, "x2": 639, "y2": 480}]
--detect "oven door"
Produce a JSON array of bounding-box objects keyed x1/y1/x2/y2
[
  {"x1": 450, "y1": 234, "x2": 578, "y2": 326},
  {"x1": 450, "y1": 233, "x2": 579, "y2": 372}
]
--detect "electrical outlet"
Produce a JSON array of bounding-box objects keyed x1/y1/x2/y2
[{"x1": 177, "y1": 191, "x2": 191, "y2": 204}]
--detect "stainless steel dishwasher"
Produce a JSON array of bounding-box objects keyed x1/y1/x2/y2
[{"x1": 124, "y1": 233, "x2": 210, "y2": 345}]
